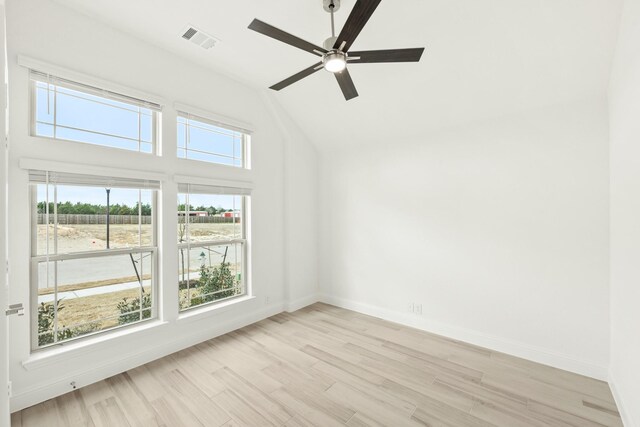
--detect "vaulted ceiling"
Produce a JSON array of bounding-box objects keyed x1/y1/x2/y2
[{"x1": 55, "y1": 0, "x2": 622, "y2": 150}]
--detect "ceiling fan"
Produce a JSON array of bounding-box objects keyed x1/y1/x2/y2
[{"x1": 248, "y1": 0, "x2": 425, "y2": 101}]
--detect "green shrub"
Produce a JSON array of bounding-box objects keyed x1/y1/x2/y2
[
  {"x1": 190, "y1": 262, "x2": 238, "y2": 307},
  {"x1": 37, "y1": 300, "x2": 100, "y2": 346},
  {"x1": 116, "y1": 292, "x2": 152, "y2": 325}
]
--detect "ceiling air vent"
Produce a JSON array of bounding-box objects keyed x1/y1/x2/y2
[{"x1": 181, "y1": 25, "x2": 220, "y2": 50}]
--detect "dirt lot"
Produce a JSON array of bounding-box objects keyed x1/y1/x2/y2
[{"x1": 38, "y1": 223, "x2": 241, "y2": 254}]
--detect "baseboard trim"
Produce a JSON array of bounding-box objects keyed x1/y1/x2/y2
[
  {"x1": 285, "y1": 293, "x2": 319, "y2": 313},
  {"x1": 10, "y1": 302, "x2": 284, "y2": 412},
  {"x1": 609, "y1": 372, "x2": 637, "y2": 427},
  {"x1": 319, "y1": 294, "x2": 609, "y2": 381}
]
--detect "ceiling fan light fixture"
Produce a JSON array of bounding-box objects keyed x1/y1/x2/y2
[{"x1": 323, "y1": 50, "x2": 347, "y2": 73}]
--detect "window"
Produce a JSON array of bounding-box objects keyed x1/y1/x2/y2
[
  {"x1": 177, "y1": 183, "x2": 250, "y2": 310},
  {"x1": 177, "y1": 112, "x2": 250, "y2": 168},
  {"x1": 30, "y1": 70, "x2": 161, "y2": 153},
  {"x1": 30, "y1": 170, "x2": 159, "y2": 349}
]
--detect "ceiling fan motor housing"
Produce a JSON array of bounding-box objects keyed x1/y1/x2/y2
[{"x1": 323, "y1": 36, "x2": 338, "y2": 51}]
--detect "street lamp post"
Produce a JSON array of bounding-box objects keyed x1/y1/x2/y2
[{"x1": 106, "y1": 188, "x2": 111, "y2": 249}]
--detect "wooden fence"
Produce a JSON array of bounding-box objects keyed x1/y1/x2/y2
[{"x1": 37, "y1": 214, "x2": 237, "y2": 225}]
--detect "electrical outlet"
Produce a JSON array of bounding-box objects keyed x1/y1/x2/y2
[
  {"x1": 7, "y1": 381, "x2": 12, "y2": 397},
  {"x1": 265, "y1": 296, "x2": 270, "y2": 305},
  {"x1": 408, "y1": 302, "x2": 423, "y2": 315}
]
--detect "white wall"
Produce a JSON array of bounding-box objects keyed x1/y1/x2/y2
[
  {"x1": 319, "y1": 99, "x2": 611, "y2": 379},
  {"x1": 0, "y1": 1, "x2": 10, "y2": 425},
  {"x1": 608, "y1": 0, "x2": 640, "y2": 424},
  {"x1": 5, "y1": 0, "x2": 317, "y2": 411},
  {"x1": 262, "y1": 94, "x2": 319, "y2": 311}
]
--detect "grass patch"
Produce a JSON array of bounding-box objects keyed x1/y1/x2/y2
[{"x1": 56, "y1": 286, "x2": 151, "y2": 330}]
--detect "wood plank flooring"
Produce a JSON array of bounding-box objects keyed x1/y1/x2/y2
[{"x1": 11, "y1": 303, "x2": 623, "y2": 426}]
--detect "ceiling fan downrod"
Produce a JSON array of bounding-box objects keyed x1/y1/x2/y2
[{"x1": 324, "y1": 0, "x2": 339, "y2": 50}]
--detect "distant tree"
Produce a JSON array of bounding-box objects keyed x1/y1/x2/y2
[{"x1": 38, "y1": 201, "x2": 152, "y2": 215}]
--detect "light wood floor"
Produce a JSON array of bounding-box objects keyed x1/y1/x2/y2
[{"x1": 11, "y1": 303, "x2": 622, "y2": 426}]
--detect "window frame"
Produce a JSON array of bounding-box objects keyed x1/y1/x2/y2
[
  {"x1": 177, "y1": 187, "x2": 249, "y2": 311},
  {"x1": 28, "y1": 71, "x2": 161, "y2": 155},
  {"x1": 18, "y1": 58, "x2": 259, "y2": 357},
  {"x1": 29, "y1": 177, "x2": 159, "y2": 351},
  {"x1": 176, "y1": 111, "x2": 251, "y2": 169}
]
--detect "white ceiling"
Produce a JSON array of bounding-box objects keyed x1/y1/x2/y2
[{"x1": 55, "y1": 0, "x2": 622, "y2": 150}]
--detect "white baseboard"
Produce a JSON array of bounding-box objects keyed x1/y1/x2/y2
[
  {"x1": 319, "y1": 294, "x2": 609, "y2": 381},
  {"x1": 609, "y1": 372, "x2": 637, "y2": 427},
  {"x1": 10, "y1": 302, "x2": 284, "y2": 412},
  {"x1": 285, "y1": 293, "x2": 319, "y2": 313}
]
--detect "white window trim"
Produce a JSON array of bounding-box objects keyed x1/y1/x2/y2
[
  {"x1": 29, "y1": 171, "x2": 160, "y2": 351},
  {"x1": 176, "y1": 111, "x2": 251, "y2": 169},
  {"x1": 173, "y1": 174, "x2": 253, "y2": 191},
  {"x1": 19, "y1": 55, "x2": 166, "y2": 107},
  {"x1": 21, "y1": 318, "x2": 170, "y2": 371},
  {"x1": 20, "y1": 158, "x2": 168, "y2": 183},
  {"x1": 176, "y1": 182, "x2": 251, "y2": 312},
  {"x1": 173, "y1": 102, "x2": 254, "y2": 135}
]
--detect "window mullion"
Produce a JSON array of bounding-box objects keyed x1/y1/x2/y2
[
  {"x1": 186, "y1": 190, "x2": 191, "y2": 307},
  {"x1": 137, "y1": 106, "x2": 142, "y2": 153},
  {"x1": 53, "y1": 184, "x2": 59, "y2": 343},
  {"x1": 138, "y1": 189, "x2": 143, "y2": 321},
  {"x1": 52, "y1": 84, "x2": 57, "y2": 140}
]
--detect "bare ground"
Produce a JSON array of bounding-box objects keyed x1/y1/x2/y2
[{"x1": 38, "y1": 223, "x2": 240, "y2": 254}]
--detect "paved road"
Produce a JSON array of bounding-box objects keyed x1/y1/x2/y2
[
  {"x1": 36, "y1": 244, "x2": 240, "y2": 302},
  {"x1": 37, "y1": 246, "x2": 239, "y2": 289},
  {"x1": 37, "y1": 253, "x2": 152, "y2": 289}
]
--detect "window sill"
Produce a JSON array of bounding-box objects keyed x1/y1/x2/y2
[
  {"x1": 22, "y1": 319, "x2": 169, "y2": 371},
  {"x1": 177, "y1": 295, "x2": 256, "y2": 324}
]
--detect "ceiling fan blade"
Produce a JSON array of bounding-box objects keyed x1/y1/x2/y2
[
  {"x1": 249, "y1": 19, "x2": 327, "y2": 56},
  {"x1": 335, "y1": 69, "x2": 359, "y2": 100},
  {"x1": 270, "y1": 62, "x2": 324, "y2": 91},
  {"x1": 333, "y1": 0, "x2": 382, "y2": 52},
  {"x1": 348, "y1": 48, "x2": 425, "y2": 64}
]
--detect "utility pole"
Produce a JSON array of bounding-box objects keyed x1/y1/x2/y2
[{"x1": 106, "y1": 188, "x2": 111, "y2": 249}]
